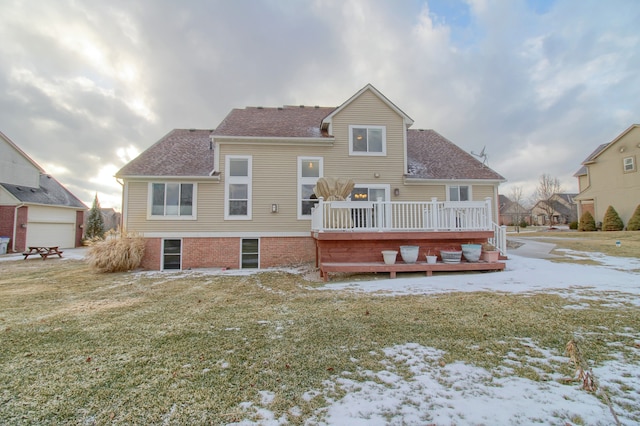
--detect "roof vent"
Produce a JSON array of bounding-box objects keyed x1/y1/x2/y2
[
  {"x1": 314, "y1": 105, "x2": 319, "y2": 108},
  {"x1": 257, "y1": 106, "x2": 263, "y2": 109},
  {"x1": 299, "y1": 105, "x2": 304, "y2": 108},
  {"x1": 189, "y1": 129, "x2": 196, "y2": 132},
  {"x1": 16, "y1": 186, "x2": 22, "y2": 191},
  {"x1": 277, "y1": 107, "x2": 283, "y2": 110}
]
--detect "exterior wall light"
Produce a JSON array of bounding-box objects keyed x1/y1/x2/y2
[
  {"x1": 271, "y1": 204, "x2": 278, "y2": 213},
  {"x1": 394, "y1": 188, "x2": 400, "y2": 196}
]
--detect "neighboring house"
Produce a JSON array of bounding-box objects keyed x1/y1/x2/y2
[
  {"x1": 0, "y1": 131, "x2": 87, "y2": 252},
  {"x1": 498, "y1": 194, "x2": 531, "y2": 226},
  {"x1": 117, "y1": 84, "x2": 505, "y2": 271},
  {"x1": 531, "y1": 193, "x2": 578, "y2": 226},
  {"x1": 574, "y1": 124, "x2": 640, "y2": 226}
]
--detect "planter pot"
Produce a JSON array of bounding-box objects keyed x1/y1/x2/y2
[
  {"x1": 461, "y1": 244, "x2": 482, "y2": 262},
  {"x1": 482, "y1": 250, "x2": 500, "y2": 262},
  {"x1": 400, "y1": 245, "x2": 419, "y2": 264},
  {"x1": 426, "y1": 255, "x2": 437, "y2": 264},
  {"x1": 440, "y1": 250, "x2": 462, "y2": 264},
  {"x1": 381, "y1": 250, "x2": 398, "y2": 265}
]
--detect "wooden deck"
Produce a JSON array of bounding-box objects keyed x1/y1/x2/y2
[
  {"x1": 320, "y1": 260, "x2": 505, "y2": 281},
  {"x1": 312, "y1": 230, "x2": 506, "y2": 281}
]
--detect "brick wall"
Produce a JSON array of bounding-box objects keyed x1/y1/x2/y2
[
  {"x1": 0, "y1": 206, "x2": 15, "y2": 251},
  {"x1": 140, "y1": 238, "x2": 161, "y2": 270},
  {"x1": 75, "y1": 210, "x2": 84, "y2": 247},
  {"x1": 137, "y1": 236, "x2": 316, "y2": 271},
  {"x1": 183, "y1": 237, "x2": 240, "y2": 269},
  {"x1": 260, "y1": 236, "x2": 316, "y2": 267}
]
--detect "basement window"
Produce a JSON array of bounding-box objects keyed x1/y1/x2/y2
[
  {"x1": 162, "y1": 239, "x2": 182, "y2": 270},
  {"x1": 241, "y1": 238, "x2": 259, "y2": 269}
]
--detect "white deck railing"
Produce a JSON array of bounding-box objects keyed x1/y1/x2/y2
[{"x1": 311, "y1": 197, "x2": 507, "y2": 255}]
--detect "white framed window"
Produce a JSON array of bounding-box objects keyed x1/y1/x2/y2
[
  {"x1": 624, "y1": 156, "x2": 636, "y2": 172},
  {"x1": 149, "y1": 182, "x2": 196, "y2": 219},
  {"x1": 225, "y1": 155, "x2": 252, "y2": 219},
  {"x1": 298, "y1": 157, "x2": 323, "y2": 219},
  {"x1": 448, "y1": 185, "x2": 471, "y2": 201},
  {"x1": 162, "y1": 239, "x2": 182, "y2": 270},
  {"x1": 349, "y1": 125, "x2": 386, "y2": 156}
]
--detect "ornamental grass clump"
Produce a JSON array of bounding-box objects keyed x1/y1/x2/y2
[
  {"x1": 86, "y1": 228, "x2": 145, "y2": 272},
  {"x1": 602, "y1": 205, "x2": 624, "y2": 231},
  {"x1": 578, "y1": 211, "x2": 596, "y2": 232},
  {"x1": 627, "y1": 204, "x2": 640, "y2": 231}
]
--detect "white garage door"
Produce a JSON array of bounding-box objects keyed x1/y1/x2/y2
[{"x1": 26, "y1": 223, "x2": 75, "y2": 248}]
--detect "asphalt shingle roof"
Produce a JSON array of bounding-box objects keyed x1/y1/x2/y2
[
  {"x1": 116, "y1": 129, "x2": 216, "y2": 177},
  {"x1": 406, "y1": 129, "x2": 505, "y2": 180},
  {"x1": 213, "y1": 106, "x2": 335, "y2": 138},
  {"x1": 1, "y1": 174, "x2": 87, "y2": 208}
]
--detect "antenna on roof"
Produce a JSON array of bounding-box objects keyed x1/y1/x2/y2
[{"x1": 471, "y1": 146, "x2": 488, "y2": 167}]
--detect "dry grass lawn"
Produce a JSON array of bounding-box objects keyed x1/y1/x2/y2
[{"x1": 1, "y1": 242, "x2": 639, "y2": 423}]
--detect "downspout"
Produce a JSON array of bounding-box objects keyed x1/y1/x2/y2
[{"x1": 12, "y1": 203, "x2": 25, "y2": 252}]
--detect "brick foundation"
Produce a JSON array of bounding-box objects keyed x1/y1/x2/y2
[{"x1": 138, "y1": 236, "x2": 316, "y2": 270}]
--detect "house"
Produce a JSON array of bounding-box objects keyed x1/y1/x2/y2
[
  {"x1": 0, "y1": 131, "x2": 87, "y2": 252},
  {"x1": 531, "y1": 193, "x2": 578, "y2": 226},
  {"x1": 117, "y1": 84, "x2": 506, "y2": 271},
  {"x1": 498, "y1": 194, "x2": 531, "y2": 226},
  {"x1": 574, "y1": 124, "x2": 640, "y2": 226}
]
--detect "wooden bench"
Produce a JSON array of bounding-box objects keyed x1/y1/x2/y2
[
  {"x1": 22, "y1": 246, "x2": 64, "y2": 260},
  {"x1": 320, "y1": 260, "x2": 505, "y2": 282}
]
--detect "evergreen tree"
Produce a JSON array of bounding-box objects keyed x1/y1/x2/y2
[
  {"x1": 86, "y1": 193, "x2": 105, "y2": 239},
  {"x1": 627, "y1": 205, "x2": 640, "y2": 231},
  {"x1": 578, "y1": 211, "x2": 596, "y2": 232},
  {"x1": 601, "y1": 205, "x2": 624, "y2": 231}
]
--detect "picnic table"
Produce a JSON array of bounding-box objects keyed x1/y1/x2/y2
[{"x1": 22, "y1": 246, "x2": 64, "y2": 260}]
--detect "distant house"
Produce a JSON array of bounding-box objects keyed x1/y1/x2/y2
[
  {"x1": 531, "y1": 193, "x2": 578, "y2": 226},
  {"x1": 498, "y1": 194, "x2": 531, "y2": 226},
  {"x1": 0, "y1": 131, "x2": 87, "y2": 252},
  {"x1": 574, "y1": 124, "x2": 640, "y2": 226},
  {"x1": 117, "y1": 84, "x2": 506, "y2": 271}
]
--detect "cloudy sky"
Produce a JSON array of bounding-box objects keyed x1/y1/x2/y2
[{"x1": 1, "y1": 0, "x2": 639, "y2": 210}]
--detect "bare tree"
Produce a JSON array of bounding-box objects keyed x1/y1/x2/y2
[
  {"x1": 509, "y1": 185, "x2": 525, "y2": 232},
  {"x1": 535, "y1": 174, "x2": 563, "y2": 226}
]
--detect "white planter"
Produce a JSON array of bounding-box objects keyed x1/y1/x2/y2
[
  {"x1": 426, "y1": 255, "x2": 437, "y2": 264},
  {"x1": 440, "y1": 250, "x2": 462, "y2": 264},
  {"x1": 461, "y1": 244, "x2": 482, "y2": 262},
  {"x1": 400, "y1": 245, "x2": 419, "y2": 264},
  {"x1": 381, "y1": 250, "x2": 398, "y2": 265}
]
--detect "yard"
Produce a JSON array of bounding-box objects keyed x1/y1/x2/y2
[{"x1": 1, "y1": 233, "x2": 639, "y2": 425}]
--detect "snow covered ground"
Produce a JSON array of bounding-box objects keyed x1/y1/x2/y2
[
  {"x1": 235, "y1": 250, "x2": 640, "y2": 425},
  {"x1": 3, "y1": 246, "x2": 639, "y2": 425}
]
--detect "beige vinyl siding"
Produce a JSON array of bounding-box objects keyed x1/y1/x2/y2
[
  {"x1": 328, "y1": 90, "x2": 406, "y2": 181},
  {"x1": 472, "y1": 185, "x2": 494, "y2": 201},
  {"x1": 125, "y1": 180, "x2": 221, "y2": 233}
]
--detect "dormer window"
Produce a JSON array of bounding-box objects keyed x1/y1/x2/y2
[{"x1": 349, "y1": 125, "x2": 386, "y2": 156}]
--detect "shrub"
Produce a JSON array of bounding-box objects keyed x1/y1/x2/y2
[
  {"x1": 86, "y1": 228, "x2": 145, "y2": 273},
  {"x1": 578, "y1": 211, "x2": 596, "y2": 232},
  {"x1": 519, "y1": 220, "x2": 528, "y2": 228},
  {"x1": 601, "y1": 205, "x2": 624, "y2": 231},
  {"x1": 569, "y1": 221, "x2": 578, "y2": 230},
  {"x1": 628, "y1": 205, "x2": 640, "y2": 231}
]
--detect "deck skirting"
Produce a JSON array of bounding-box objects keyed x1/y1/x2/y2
[{"x1": 319, "y1": 260, "x2": 505, "y2": 281}]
